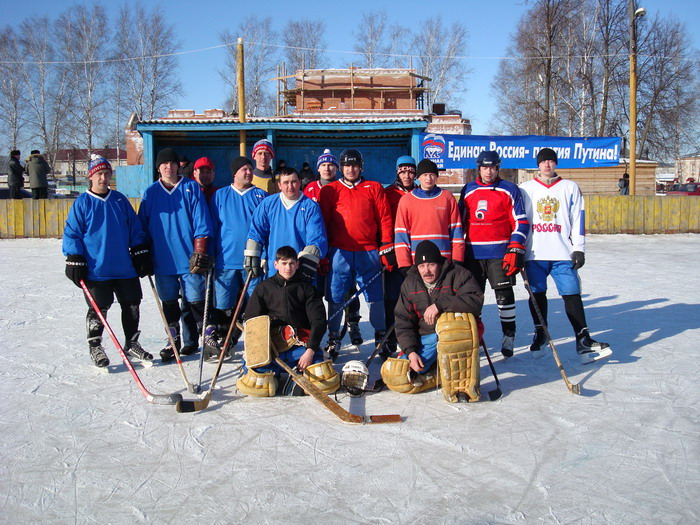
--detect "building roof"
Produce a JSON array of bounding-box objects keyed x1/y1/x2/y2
[{"x1": 136, "y1": 115, "x2": 427, "y2": 126}]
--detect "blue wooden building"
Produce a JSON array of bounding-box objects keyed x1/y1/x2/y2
[{"x1": 117, "y1": 115, "x2": 428, "y2": 197}]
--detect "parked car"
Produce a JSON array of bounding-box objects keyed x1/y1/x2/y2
[{"x1": 666, "y1": 183, "x2": 700, "y2": 196}]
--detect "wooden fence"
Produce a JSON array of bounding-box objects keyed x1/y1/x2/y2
[{"x1": 1, "y1": 195, "x2": 699, "y2": 239}]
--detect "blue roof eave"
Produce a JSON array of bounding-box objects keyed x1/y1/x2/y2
[{"x1": 136, "y1": 119, "x2": 428, "y2": 133}]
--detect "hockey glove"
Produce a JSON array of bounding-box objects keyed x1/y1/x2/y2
[
  {"x1": 244, "y1": 239, "x2": 263, "y2": 278},
  {"x1": 65, "y1": 254, "x2": 88, "y2": 288},
  {"x1": 502, "y1": 242, "x2": 526, "y2": 276},
  {"x1": 571, "y1": 251, "x2": 585, "y2": 270},
  {"x1": 318, "y1": 258, "x2": 331, "y2": 276},
  {"x1": 130, "y1": 243, "x2": 153, "y2": 277},
  {"x1": 379, "y1": 242, "x2": 397, "y2": 271},
  {"x1": 298, "y1": 255, "x2": 319, "y2": 283},
  {"x1": 189, "y1": 237, "x2": 211, "y2": 275}
]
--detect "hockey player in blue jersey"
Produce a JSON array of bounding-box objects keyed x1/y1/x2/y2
[
  {"x1": 63, "y1": 155, "x2": 154, "y2": 368},
  {"x1": 245, "y1": 167, "x2": 328, "y2": 283},
  {"x1": 138, "y1": 147, "x2": 214, "y2": 362},
  {"x1": 205, "y1": 156, "x2": 269, "y2": 359}
]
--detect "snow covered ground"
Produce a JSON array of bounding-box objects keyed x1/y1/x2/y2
[{"x1": 1, "y1": 235, "x2": 698, "y2": 524}]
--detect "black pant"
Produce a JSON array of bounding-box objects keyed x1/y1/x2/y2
[
  {"x1": 8, "y1": 184, "x2": 23, "y2": 199},
  {"x1": 31, "y1": 187, "x2": 48, "y2": 199}
]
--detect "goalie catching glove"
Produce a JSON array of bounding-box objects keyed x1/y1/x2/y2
[
  {"x1": 502, "y1": 242, "x2": 525, "y2": 276},
  {"x1": 189, "y1": 237, "x2": 211, "y2": 275}
]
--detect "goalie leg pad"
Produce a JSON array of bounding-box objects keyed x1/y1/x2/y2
[
  {"x1": 304, "y1": 360, "x2": 340, "y2": 394},
  {"x1": 435, "y1": 312, "x2": 481, "y2": 403},
  {"x1": 236, "y1": 368, "x2": 278, "y2": 397},
  {"x1": 380, "y1": 357, "x2": 436, "y2": 394}
]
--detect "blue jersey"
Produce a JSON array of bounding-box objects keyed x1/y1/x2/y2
[
  {"x1": 62, "y1": 190, "x2": 145, "y2": 281},
  {"x1": 247, "y1": 194, "x2": 328, "y2": 276},
  {"x1": 210, "y1": 184, "x2": 269, "y2": 270},
  {"x1": 138, "y1": 177, "x2": 212, "y2": 276}
]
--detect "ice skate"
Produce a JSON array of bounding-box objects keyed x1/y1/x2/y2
[
  {"x1": 125, "y1": 332, "x2": 153, "y2": 363},
  {"x1": 89, "y1": 343, "x2": 109, "y2": 368},
  {"x1": 348, "y1": 321, "x2": 363, "y2": 346},
  {"x1": 160, "y1": 330, "x2": 181, "y2": 362},
  {"x1": 530, "y1": 326, "x2": 547, "y2": 358},
  {"x1": 501, "y1": 330, "x2": 515, "y2": 358},
  {"x1": 324, "y1": 332, "x2": 341, "y2": 362},
  {"x1": 203, "y1": 325, "x2": 222, "y2": 361},
  {"x1": 576, "y1": 330, "x2": 612, "y2": 364}
]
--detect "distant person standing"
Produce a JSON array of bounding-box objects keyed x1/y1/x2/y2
[
  {"x1": 8, "y1": 150, "x2": 25, "y2": 199},
  {"x1": 26, "y1": 149, "x2": 51, "y2": 199},
  {"x1": 251, "y1": 139, "x2": 277, "y2": 194},
  {"x1": 618, "y1": 173, "x2": 630, "y2": 195},
  {"x1": 192, "y1": 156, "x2": 218, "y2": 203},
  {"x1": 299, "y1": 162, "x2": 316, "y2": 190}
]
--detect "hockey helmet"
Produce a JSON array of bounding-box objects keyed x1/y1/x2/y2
[
  {"x1": 339, "y1": 149, "x2": 364, "y2": 169},
  {"x1": 476, "y1": 150, "x2": 501, "y2": 169},
  {"x1": 396, "y1": 155, "x2": 417, "y2": 170},
  {"x1": 341, "y1": 360, "x2": 369, "y2": 397}
]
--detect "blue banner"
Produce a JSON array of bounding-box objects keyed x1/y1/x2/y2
[{"x1": 420, "y1": 133, "x2": 621, "y2": 169}]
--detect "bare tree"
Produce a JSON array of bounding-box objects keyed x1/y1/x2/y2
[
  {"x1": 411, "y1": 17, "x2": 470, "y2": 109},
  {"x1": 112, "y1": 3, "x2": 182, "y2": 121},
  {"x1": 220, "y1": 17, "x2": 278, "y2": 116},
  {"x1": 283, "y1": 19, "x2": 327, "y2": 73},
  {"x1": 55, "y1": 4, "x2": 111, "y2": 152},
  {"x1": 0, "y1": 28, "x2": 25, "y2": 150},
  {"x1": 17, "y1": 16, "x2": 73, "y2": 167},
  {"x1": 353, "y1": 10, "x2": 390, "y2": 68}
]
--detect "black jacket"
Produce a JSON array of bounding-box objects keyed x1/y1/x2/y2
[
  {"x1": 244, "y1": 272, "x2": 327, "y2": 351},
  {"x1": 394, "y1": 261, "x2": 483, "y2": 355},
  {"x1": 8, "y1": 157, "x2": 25, "y2": 186}
]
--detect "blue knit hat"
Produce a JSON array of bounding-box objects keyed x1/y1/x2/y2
[
  {"x1": 88, "y1": 154, "x2": 112, "y2": 177},
  {"x1": 317, "y1": 149, "x2": 338, "y2": 170}
]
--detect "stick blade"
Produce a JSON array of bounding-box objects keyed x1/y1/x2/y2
[
  {"x1": 365, "y1": 414, "x2": 402, "y2": 424},
  {"x1": 147, "y1": 393, "x2": 183, "y2": 405},
  {"x1": 176, "y1": 394, "x2": 211, "y2": 413},
  {"x1": 487, "y1": 388, "x2": 503, "y2": 401}
]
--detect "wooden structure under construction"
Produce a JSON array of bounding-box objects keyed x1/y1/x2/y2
[{"x1": 276, "y1": 67, "x2": 430, "y2": 116}]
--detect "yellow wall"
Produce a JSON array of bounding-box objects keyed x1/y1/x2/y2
[{"x1": 1, "y1": 195, "x2": 699, "y2": 239}]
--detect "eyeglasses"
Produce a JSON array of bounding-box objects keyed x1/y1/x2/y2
[{"x1": 398, "y1": 167, "x2": 416, "y2": 174}]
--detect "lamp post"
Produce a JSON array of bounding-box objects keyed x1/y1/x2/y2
[{"x1": 629, "y1": 1, "x2": 646, "y2": 195}]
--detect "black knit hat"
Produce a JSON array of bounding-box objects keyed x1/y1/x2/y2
[
  {"x1": 416, "y1": 159, "x2": 439, "y2": 178},
  {"x1": 414, "y1": 240, "x2": 445, "y2": 265},
  {"x1": 230, "y1": 156, "x2": 253, "y2": 176},
  {"x1": 156, "y1": 147, "x2": 179, "y2": 167},
  {"x1": 536, "y1": 148, "x2": 558, "y2": 165}
]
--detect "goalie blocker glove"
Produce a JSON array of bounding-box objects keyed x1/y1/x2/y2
[
  {"x1": 379, "y1": 242, "x2": 397, "y2": 271},
  {"x1": 502, "y1": 242, "x2": 526, "y2": 276},
  {"x1": 65, "y1": 254, "x2": 88, "y2": 287},
  {"x1": 298, "y1": 245, "x2": 321, "y2": 283},
  {"x1": 189, "y1": 237, "x2": 212, "y2": 275},
  {"x1": 130, "y1": 243, "x2": 153, "y2": 277}
]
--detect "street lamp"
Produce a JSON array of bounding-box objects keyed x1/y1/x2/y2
[{"x1": 629, "y1": 1, "x2": 646, "y2": 195}]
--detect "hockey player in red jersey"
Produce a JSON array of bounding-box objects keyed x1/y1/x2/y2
[
  {"x1": 319, "y1": 149, "x2": 394, "y2": 361},
  {"x1": 458, "y1": 150, "x2": 529, "y2": 357}
]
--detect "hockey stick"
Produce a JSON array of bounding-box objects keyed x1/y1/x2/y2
[
  {"x1": 176, "y1": 273, "x2": 252, "y2": 413},
  {"x1": 80, "y1": 280, "x2": 182, "y2": 405},
  {"x1": 480, "y1": 339, "x2": 503, "y2": 401},
  {"x1": 327, "y1": 268, "x2": 383, "y2": 324},
  {"x1": 274, "y1": 356, "x2": 402, "y2": 425},
  {"x1": 520, "y1": 269, "x2": 582, "y2": 395},
  {"x1": 195, "y1": 269, "x2": 214, "y2": 393},
  {"x1": 147, "y1": 275, "x2": 196, "y2": 393}
]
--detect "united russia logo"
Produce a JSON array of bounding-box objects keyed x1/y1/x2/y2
[{"x1": 422, "y1": 134, "x2": 445, "y2": 160}]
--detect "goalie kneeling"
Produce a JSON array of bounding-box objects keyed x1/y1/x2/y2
[
  {"x1": 381, "y1": 240, "x2": 484, "y2": 401},
  {"x1": 236, "y1": 246, "x2": 339, "y2": 396}
]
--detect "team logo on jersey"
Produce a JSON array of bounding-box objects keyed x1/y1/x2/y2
[
  {"x1": 536, "y1": 196, "x2": 559, "y2": 222},
  {"x1": 475, "y1": 199, "x2": 488, "y2": 220},
  {"x1": 422, "y1": 134, "x2": 445, "y2": 159}
]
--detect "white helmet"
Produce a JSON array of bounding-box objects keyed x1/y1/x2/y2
[{"x1": 341, "y1": 360, "x2": 369, "y2": 397}]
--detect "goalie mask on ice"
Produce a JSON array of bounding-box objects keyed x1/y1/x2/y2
[
  {"x1": 341, "y1": 360, "x2": 369, "y2": 397},
  {"x1": 435, "y1": 312, "x2": 481, "y2": 403}
]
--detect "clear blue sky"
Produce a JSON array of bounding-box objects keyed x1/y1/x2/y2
[{"x1": 8, "y1": 0, "x2": 700, "y2": 135}]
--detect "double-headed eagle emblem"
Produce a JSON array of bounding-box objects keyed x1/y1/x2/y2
[{"x1": 537, "y1": 196, "x2": 559, "y2": 222}]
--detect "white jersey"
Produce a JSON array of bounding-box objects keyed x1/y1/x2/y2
[{"x1": 519, "y1": 176, "x2": 585, "y2": 261}]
